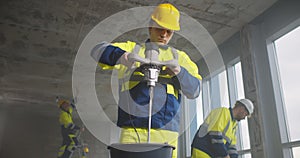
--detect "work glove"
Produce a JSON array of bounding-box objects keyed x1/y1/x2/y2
[{"x1": 119, "y1": 52, "x2": 135, "y2": 68}]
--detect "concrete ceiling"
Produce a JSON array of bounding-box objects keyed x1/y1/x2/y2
[
  {"x1": 0, "y1": 0, "x2": 278, "y2": 109},
  {"x1": 117, "y1": 0, "x2": 278, "y2": 45}
]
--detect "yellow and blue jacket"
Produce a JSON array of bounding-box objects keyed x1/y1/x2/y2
[
  {"x1": 91, "y1": 40, "x2": 201, "y2": 132},
  {"x1": 59, "y1": 107, "x2": 80, "y2": 134},
  {"x1": 192, "y1": 107, "x2": 238, "y2": 158}
]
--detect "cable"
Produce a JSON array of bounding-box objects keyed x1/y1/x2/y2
[{"x1": 122, "y1": 71, "x2": 141, "y2": 143}]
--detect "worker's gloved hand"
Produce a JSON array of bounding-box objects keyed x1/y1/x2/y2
[
  {"x1": 119, "y1": 52, "x2": 134, "y2": 68},
  {"x1": 165, "y1": 66, "x2": 181, "y2": 76},
  {"x1": 165, "y1": 59, "x2": 181, "y2": 76}
]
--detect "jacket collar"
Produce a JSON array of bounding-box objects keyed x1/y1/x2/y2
[{"x1": 229, "y1": 107, "x2": 235, "y2": 121}]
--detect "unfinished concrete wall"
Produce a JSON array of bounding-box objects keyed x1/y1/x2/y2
[
  {"x1": 0, "y1": 0, "x2": 133, "y2": 157},
  {"x1": 0, "y1": 0, "x2": 200, "y2": 157}
]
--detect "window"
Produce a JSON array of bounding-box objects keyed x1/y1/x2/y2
[
  {"x1": 180, "y1": 85, "x2": 204, "y2": 158},
  {"x1": 274, "y1": 26, "x2": 300, "y2": 142},
  {"x1": 273, "y1": 26, "x2": 300, "y2": 158},
  {"x1": 196, "y1": 90, "x2": 204, "y2": 129},
  {"x1": 230, "y1": 62, "x2": 251, "y2": 157},
  {"x1": 219, "y1": 71, "x2": 230, "y2": 107},
  {"x1": 292, "y1": 147, "x2": 300, "y2": 158},
  {"x1": 201, "y1": 70, "x2": 230, "y2": 123},
  {"x1": 207, "y1": 70, "x2": 230, "y2": 111}
]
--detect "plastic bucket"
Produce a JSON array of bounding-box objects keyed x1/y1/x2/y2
[{"x1": 108, "y1": 143, "x2": 175, "y2": 158}]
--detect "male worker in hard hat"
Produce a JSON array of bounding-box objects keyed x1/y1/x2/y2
[
  {"x1": 191, "y1": 99, "x2": 254, "y2": 158},
  {"x1": 57, "y1": 99, "x2": 84, "y2": 158},
  {"x1": 91, "y1": 3, "x2": 201, "y2": 158}
]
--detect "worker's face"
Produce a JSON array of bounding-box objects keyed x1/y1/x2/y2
[
  {"x1": 61, "y1": 102, "x2": 70, "y2": 110},
  {"x1": 149, "y1": 27, "x2": 174, "y2": 45},
  {"x1": 235, "y1": 106, "x2": 249, "y2": 121}
]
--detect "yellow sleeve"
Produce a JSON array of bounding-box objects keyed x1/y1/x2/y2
[
  {"x1": 206, "y1": 108, "x2": 230, "y2": 132},
  {"x1": 59, "y1": 111, "x2": 73, "y2": 128},
  {"x1": 177, "y1": 50, "x2": 202, "y2": 80},
  {"x1": 112, "y1": 41, "x2": 136, "y2": 53}
]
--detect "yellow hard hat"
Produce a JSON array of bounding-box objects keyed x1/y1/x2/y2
[
  {"x1": 151, "y1": 3, "x2": 180, "y2": 31},
  {"x1": 57, "y1": 99, "x2": 69, "y2": 108}
]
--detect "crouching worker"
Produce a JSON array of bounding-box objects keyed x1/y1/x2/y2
[
  {"x1": 57, "y1": 99, "x2": 84, "y2": 158},
  {"x1": 191, "y1": 99, "x2": 254, "y2": 158}
]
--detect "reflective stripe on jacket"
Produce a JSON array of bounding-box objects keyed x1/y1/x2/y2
[
  {"x1": 191, "y1": 107, "x2": 238, "y2": 158},
  {"x1": 91, "y1": 40, "x2": 202, "y2": 132}
]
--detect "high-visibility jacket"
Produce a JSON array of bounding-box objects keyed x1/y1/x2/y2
[
  {"x1": 58, "y1": 107, "x2": 81, "y2": 158},
  {"x1": 91, "y1": 40, "x2": 201, "y2": 132},
  {"x1": 59, "y1": 107, "x2": 80, "y2": 133},
  {"x1": 191, "y1": 107, "x2": 238, "y2": 158}
]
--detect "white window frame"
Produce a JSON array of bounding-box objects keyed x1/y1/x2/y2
[
  {"x1": 227, "y1": 59, "x2": 252, "y2": 157},
  {"x1": 266, "y1": 18, "x2": 300, "y2": 158}
]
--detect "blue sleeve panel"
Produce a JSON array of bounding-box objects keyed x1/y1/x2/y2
[
  {"x1": 210, "y1": 135, "x2": 228, "y2": 157},
  {"x1": 99, "y1": 45, "x2": 126, "y2": 66},
  {"x1": 176, "y1": 67, "x2": 200, "y2": 99},
  {"x1": 67, "y1": 124, "x2": 80, "y2": 131},
  {"x1": 230, "y1": 153, "x2": 238, "y2": 158},
  {"x1": 65, "y1": 123, "x2": 81, "y2": 135}
]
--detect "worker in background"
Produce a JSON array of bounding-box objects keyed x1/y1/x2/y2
[
  {"x1": 91, "y1": 3, "x2": 202, "y2": 158},
  {"x1": 57, "y1": 99, "x2": 84, "y2": 158},
  {"x1": 191, "y1": 99, "x2": 254, "y2": 158}
]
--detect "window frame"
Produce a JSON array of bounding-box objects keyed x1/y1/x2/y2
[
  {"x1": 227, "y1": 60, "x2": 252, "y2": 157},
  {"x1": 266, "y1": 18, "x2": 300, "y2": 158}
]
